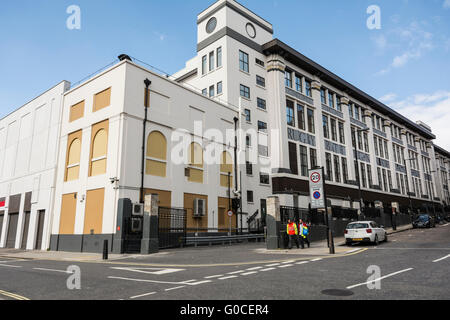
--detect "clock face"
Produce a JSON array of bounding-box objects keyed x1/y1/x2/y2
[
  {"x1": 246, "y1": 23, "x2": 256, "y2": 38},
  {"x1": 206, "y1": 17, "x2": 217, "y2": 34}
]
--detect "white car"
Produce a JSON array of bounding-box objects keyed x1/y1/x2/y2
[{"x1": 344, "y1": 221, "x2": 388, "y2": 246}]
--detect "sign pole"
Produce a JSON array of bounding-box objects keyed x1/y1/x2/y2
[{"x1": 322, "y1": 167, "x2": 335, "y2": 254}]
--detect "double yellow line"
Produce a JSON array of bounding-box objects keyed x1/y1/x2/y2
[{"x1": 0, "y1": 289, "x2": 30, "y2": 301}]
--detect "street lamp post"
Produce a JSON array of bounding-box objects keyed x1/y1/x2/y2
[{"x1": 354, "y1": 127, "x2": 370, "y2": 219}]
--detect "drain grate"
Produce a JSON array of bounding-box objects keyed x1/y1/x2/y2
[{"x1": 321, "y1": 289, "x2": 354, "y2": 297}]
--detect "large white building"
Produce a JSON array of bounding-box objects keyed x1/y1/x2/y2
[{"x1": 1, "y1": 0, "x2": 449, "y2": 253}]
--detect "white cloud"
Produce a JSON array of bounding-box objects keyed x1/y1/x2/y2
[
  {"x1": 379, "y1": 93, "x2": 397, "y2": 102},
  {"x1": 389, "y1": 91, "x2": 450, "y2": 150}
]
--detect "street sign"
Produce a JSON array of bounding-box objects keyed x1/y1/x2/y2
[
  {"x1": 309, "y1": 168, "x2": 325, "y2": 209},
  {"x1": 227, "y1": 210, "x2": 234, "y2": 217}
]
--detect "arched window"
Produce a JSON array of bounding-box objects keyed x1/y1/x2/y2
[
  {"x1": 66, "y1": 138, "x2": 81, "y2": 181},
  {"x1": 146, "y1": 131, "x2": 167, "y2": 177},
  {"x1": 220, "y1": 151, "x2": 233, "y2": 188},
  {"x1": 89, "y1": 120, "x2": 109, "y2": 177},
  {"x1": 188, "y1": 142, "x2": 204, "y2": 184}
]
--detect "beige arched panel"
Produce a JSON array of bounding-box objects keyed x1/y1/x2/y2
[
  {"x1": 92, "y1": 129, "x2": 108, "y2": 158},
  {"x1": 220, "y1": 151, "x2": 233, "y2": 188},
  {"x1": 146, "y1": 131, "x2": 167, "y2": 177},
  {"x1": 89, "y1": 120, "x2": 109, "y2": 177},
  {"x1": 66, "y1": 137, "x2": 81, "y2": 182},
  {"x1": 189, "y1": 142, "x2": 204, "y2": 168}
]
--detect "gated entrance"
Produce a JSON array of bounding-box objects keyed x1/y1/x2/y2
[
  {"x1": 158, "y1": 207, "x2": 186, "y2": 250},
  {"x1": 123, "y1": 215, "x2": 143, "y2": 254}
]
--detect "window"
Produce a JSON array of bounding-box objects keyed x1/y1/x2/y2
[
  {"x1": 297, "y1": 104, "x2": 305, "y2": 131},
  {"x1": 260, "y1": 173, "x2": 270, "y2": 185},
  {"x1": 354, "y1": 105, "x2": 360, "y2": 120},
  {"x1": 374, "y1": 136, "x2": 379, "y2": 156},
  {"x1": 202, "y1": 55, "x2": 207, "y2": 75},
  {"x1": 323, "y1": 115, "x2": 330, "y2": 139},
  {"x1": 357, "y1": 130, "x2": 363, "y2": 150},
  {"x1": 239, "y1": 50, "x2": 249, "y2": 72},
  {"x1": 247, "y1": 191, "x2": 254, "y2": 203},
  {"x1": 146, "y1": 131, "x2": 167, "y2": 178},
  {"x1": 188, "y1": 142, "x2": 204, "y2": 184},
  {"x1": 65, "y1": 131, "x2": 82, "y2": 182},
  {"x1": 338, "y1": 122, "x2": 345, "y2": 144},
  {"x1": 256, "y1": 75, "x2": 265, "y2": 87},
  {"x1": 384, "y1": 140, "x2": 389, "y2": 159},
  {"x1": 349, "y1": 104, "x2": 354, "y2": 118},
  {"x1": 93, "y1": 88, "x2": 111, "y2": 112},
  {"x1": 246, "y1": 161, "x2": 253, "y2": 175},
  {"x1": 209, "y1": 51, "x2": 214, "y2": 72},
  {"x1": 240, "y1": 84, "x2": 250, "y2": 99},
  {"x1": 286, "y1": 100, "x2": 295, "y2": 127},
  {"x1": 285, "y1": 70, "x2": 292, "y2": 88},
  {"x1": 328, "y1": 92, "x2": 334, "y2": 108},
  {"x1": 217, "y1": 47, "x2": 222, "y2": 68},
  {"x1": 289, "y1": 142, "x2": 298, "y2": 175},
  {"x1": 295, "y1": 75, "x2": 302, "y2": 92},
  {"x1": 257, "y1": 98, "x2": 266, "y2": 110},
  {"x1": 336, "y1": 96, "x2": 342, "y2": 112},
  {"x1": 310, "y1": 148, "x2": 317, "y2": 170},
  {"x1": 90, "y1": 120, "x2": 109, "y2": 177},
  {"x1": 217, "y1": 81, "x2": 223, "y2": 95},
  {"x1": 258, "y1": 121, "x2": 267, "y2": 133},
  {"x1": 256, "y1": 58, "x2": 265, "y2": 67},
  {"x1": 367, "y1": 165, "x2": 373, "y2": 187},
  {"x1": 330, "y1": 118, "x2": 337, "y2": 142},
  {"x1": 69, "y1": 100, "x2": 84, "y2": 122},
  {"x1": 244, "y1": 109, "x2": 251, "y2": 122},
  {"x1": 305, "y1": 80, "x2": 312, "y2": 97},
  {"x1": 363, "y1": 132, "x2": 369, "y2": 153},
  {"x1": 326, "y1": 153, "x2": 333, "y2": 181},
  {"x1": 321, "y1": 89, "x2": 326, "y2": 104},
  {"x1": 246, "y1": 135, "x2": 251, "y2": 148},
  {"x1": 334, "y1": 156, "x2": 341, "y2": 183},
  {"x1": 342, "y1": 158, "x2": 349, "y2": 183},
  {"x1": 351, "y1": 127, "x2": 357, "y2": 149},
  {"x1": 361, "y1": 163, "x2": 367, "y2": 188},
  {"x1": 220, "y1": 151, "x2": 233, "y2": 188},
  {"x1": 300, "y1": 146, "x2": 308, "y2": 177},
  {"x1": 258, "y1": 145, "x2": 269, "y2": 157},
  {"x1": 209, "y1": 85, "x2": 215, "y2": 97},
  {"x1": 307, "y1": 109, "x2": 315, "y2": 134},
  {"x1": 202, "y1": 88, "x2": 207, "y2": 96}
]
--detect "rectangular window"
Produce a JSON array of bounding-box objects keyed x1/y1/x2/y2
[
  {"x1": 349, "y1": 104, "x2": 354, "y2": 118},
  {"x1": 305, "y1": 80, "x2": 312, "y2": 97},
  {"x1": 367, "y1": 165, "x2": 372, "y2": 188},
  {"x1": 255, "y1": 58, "x2": 265, "y2": 67},
  {"x1": 357, "y1": 130, "x2": 363, "y2": 150},
  {"x1": 297, "y1": 104, "x2": 305, "y2": 131},
  {"x1": 258, "y1": 121, "x2": 268, "y2": 133},
  {"x1": 351, "y1": 127, "x2": 357, "y2": 149},
  {"x1": 384, "y1": 140, "x2": 389, "y2": 160},
  {"x1": 202, "y1": 55, "x2": 207, "y2": 75},
  {"x1": 217, "y1": 47, "x2": 222, "y2": 68},
  {"x1": 246, "y1": 161, "x2": 253, "y2": 175},
  {"x1": 244, "y1": 109, "x2": 251, "y2": 122},
  {"x1": 246, "y1": 135, "x2": 251, "y2": 148},
  {"x1": 217, "y1": 81, "x2": 223, "y2": 95},
  {"x1": 334, "y1": 155, "x2": 341, "y2": 183},
  {"x1": 257, "y1": 98, "x2": 266, "y2": 110},
  {"x1": 307, "y1": 109, "x2": 315, "y2": 134},
  {"x1": 321, "y1": 89, "x2": 326, "y2": 104},
  {"x1": 374, "y1": 136, "x2": 379, "y2": 157},
  {"x1": 328, "y1": 92, "x2": 334, "y2": 108},
  {"x1": 330, "y1": 118, "x2": 337, "y2": 142},
  {"x1": 286, "y1": 100, "x2": 295, "y2": 127},
  {"x1": 323, "y1": 115, "x2": 330, "y2": 139},
  {"x1": 354, "y1": 105, "x2": 360, "y2": 120},
  {"x1": 361, "y1": 163, "x2": 367, "y2": 188},
  {"x1": 247, "y1": 191, "x2": 254, "y2": 203},
  {"x1": 202, "y1": 88, "x2": 207, "y2": 96},
  {"x1": 260, "y1": 173, "x2": 270, "y2": 185},
  {"x1": 300, "y1": 146, "x2": 308, "y2": 177},
  {"x1": 342, "y1": 158, "x2": 349, "y2": 183},
  {"x1": 285, "y1": 71, "x2": 292, "y2": 88},
  {"x1": 289, "y1": 142, "x2": 298, "y2": 175},
  {"x1": 338, "y1": 122, "x2": 345, "y2": 144},
  {"x1": 240, "y1": 84, "x2": 250, "y2": 99},
  {"x1": 69, "y1": 100, "x2": 85, "y2": 123},
  {"x1": 256, "y1": 75, "x2": 265, "y2": 87},
  {"x1": 209, "y1": 51, "x2": 215, "y2": 72},
  {"x1": 295, "y1": 75, "x2": 302, "y2": 92},
  {"x1": 336, "y1": 96, "x2": 341, "y2": 112},
  {"x1": 310, "y1": 148, "x2": 317, "y2": 170},
  {"x1": 258, "y1": 145, "x2": 268, "y2": 157},
  {"x1": 326, "y1": 153, "x2": 333, "y2": 181},
  {"x1": 379, "y1": 138, "x2": 384, "y2": 158},
  {"x1": 239, "y1": 50, "x2": 249, "y2": 73},
  {"x1": 209, "y1": 85, "x2": 215, "y2": 97},
  {"x1": 363, "y1": 132, "x2": 370, "y2": 153},
  {"x1": 93, "y1": 88, "x2": 111, "y2": 112}
]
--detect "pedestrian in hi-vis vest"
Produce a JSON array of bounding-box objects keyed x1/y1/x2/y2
[
  {"x1": 286, "y1": 219, "x2": 300, "y2": 249},
  {"x1": 298, "y1": 219, "x2": 311, "y2": 249}
]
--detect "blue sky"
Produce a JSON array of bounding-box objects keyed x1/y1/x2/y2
[{"x1": 1, "y1": 0, "x2": 449, "y2": 147}]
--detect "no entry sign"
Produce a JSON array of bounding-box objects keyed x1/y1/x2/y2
[{"x1": 309, "y1": 168, "x2": 325, "y2": 209}]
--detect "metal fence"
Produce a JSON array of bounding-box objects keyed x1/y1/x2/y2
[
  {"x1": 363, "y1": 207, "x2": 381, "y2": 218},
  {"x1": 158, "y1": 207, "x2": 187, "y2": 249},
  {"x1": 280, "y1": 207, "x2": 326, "y2": 226},
  {"x1": 331, "y1": 207, "x2": 358, "y2": 220}
]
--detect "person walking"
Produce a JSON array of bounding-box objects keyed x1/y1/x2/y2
[
  {"x1": 286, "y1": 219, "x2": 300, "y2": 249},
  {"x1": 298, "y1": 219, "x2": 311, "y2": 249}
]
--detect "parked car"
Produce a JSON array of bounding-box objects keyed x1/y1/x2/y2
[
  {"x1": 345, "y1": 221, "x2": 387, "y2": 246},
  {"x1": 412, "y1": 214, "x2": 436, "y2": 229}
]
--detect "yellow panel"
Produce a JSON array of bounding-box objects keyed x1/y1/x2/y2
[
  {"x1": 66, "y1": 166, "x2": 80, "y2": 182},
  {"x1": 65, "y1": 130, "x2": 82, "y2": 182},
  {"x1": 93, "y1": 88, "x2": 111, "y2": 112},
  {"x1": 147, "y1": 131, "x2": 167, "y2": 160},
  {"x1": 220, "y1": 174, "x2": 233, "y2": 188},
  {"x1": 59, "y1": 193, "x2": 77, "y2": 235},
  {"x1": 67, "y1": 139, "x2": 81, "y2": 165},
  {"x1": 188, "y1": 168, "x2": 203, "y2": 184},
  {"x1": 92, "y1": 129, "x2": 108, "y2": 158},
  {"x1": 91, "y1": 159, "x2": 107, "y2": 176},
  {"x1": 146, "y1": 159, "x2": 166, "y2": 177},
  {"x1": 220, "y1": 152, "x2": 233, "y2": 174},
  {"x1": 184, "y1": 193, "x2": 208, "y2": 230},
  {"x1": 189, "y1": 143, "x2": 203, "y2": 168},
  {"x1": 69, "y1": 101, "x2": 85, "y2": 122},
  {"x1": 144, "y1": 189, "x2": 172, "y2": 208},
  {"x1": 83, "y1": 188, "x2": 105, "y2": 235}
]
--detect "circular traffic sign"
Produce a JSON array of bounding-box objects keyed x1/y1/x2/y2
[
  {"x1": 310, "y1": 172, "x2": 321, "y2": 184},
  {"x1": 227, "y1": 210, "x2": 234, "y2": 217},
  {"x1": 313, "y1": 191, "x2": 321, "y2": 200}
]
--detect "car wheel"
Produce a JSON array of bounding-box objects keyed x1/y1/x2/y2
[{"x1": 374, "y1": 235, "x2": 379, "y2": 246}]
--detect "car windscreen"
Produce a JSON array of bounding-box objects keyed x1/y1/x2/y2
[
  {"x1": 347, "y1": 223, "x2": 369, "y2": 229},
  {"x1": 418, "y1": 215, "x2": 429, "y2": 222}
]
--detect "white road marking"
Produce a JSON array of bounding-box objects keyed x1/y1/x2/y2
[
  {"x1": 310, "y1": 258, "x2": 323, "y2": 262},
  {"x1": 295, "y1": 261, "x2": 309, "y2": 265},
  {"x1": 260, "y1": 268, "x2": 276, "y2": 272},
  {"x1": 218, "y1": 276, "x2": 238, "y2": 280},
  {"x1": 130, "y1": 292, "x2": 156, "y2": 299},
  {"x1": 433, "y1": 254, "x2": 450, "y2": 263},
  {"x1": 279, "y1": 264, "x2": 294, "y2": 268},
  {"x1": 346, "y1": 249, "x2": 361, "y2": 254},
  {"x1": 109, "y1": 276, "x2": 191, "y2": 286},
  {"x1": 246, "y1": 267, "x2": 263, "y2": 271},
  {"x1": 183, "y1": 280, "x2": 211, "y2": 286},
  {"x1": 346, "y1": 268, "x2": 414, "y2": 290},
  {"x1": 0, "y1": 264, "x2": 22, "y2": 268},
  {"x1": 110, "y1": 267, "x2": 184, "y2": 275},
  {"x1": 241, "y1": 271, "x2": 258, "y2": 276},
  {"x1": 165, "y1": 286, "x2": 185, "y2": 292},
  {"x1": 33, "y1": 268, "x2": 71, "y2": 274},
  {"x1": 265, "y1": 263, "x2": 281, "y2": 267},
  {"x1": 282, "y1": 260, "x2": 295, "y2": 264},
  {"x1": 204, "y1": 275, "x2": 224, "y2": 279},
  {"x1": 227, "y1": 270, "x2": 245, "y2": 275}
]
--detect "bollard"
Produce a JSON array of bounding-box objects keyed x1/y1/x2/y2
[
  {"x1": 329, "y1": 229, "x2": 335, "y2": 254},
  {"x1": 103, "y1": 239, "x2": 109, "y2": 260}
]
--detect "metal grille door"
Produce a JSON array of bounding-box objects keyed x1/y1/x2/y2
[{"x1": 158, "y1": 207, "x2": 187, "y2": 249}]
